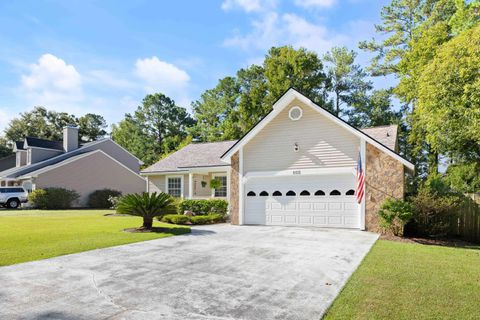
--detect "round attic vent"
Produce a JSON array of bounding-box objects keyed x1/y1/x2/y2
[{"x1": 289, "y1": 106, "x2": 303, "y2": 121}]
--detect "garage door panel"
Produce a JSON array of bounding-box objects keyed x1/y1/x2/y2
[{"x1": 244, "y1": 174, "x2": 360, "y2": 228}]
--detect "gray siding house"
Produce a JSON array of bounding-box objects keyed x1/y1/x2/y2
[{"x1": 0, "y1": 126, "x2": 146, "y2": 206}]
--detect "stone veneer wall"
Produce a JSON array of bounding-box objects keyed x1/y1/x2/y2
[
  {"x1": 365, "y1": 143, "x2": 405, "y2": 232},
  {"x1": 229, "y1": 151, "x2": 240, "y2": 225}
]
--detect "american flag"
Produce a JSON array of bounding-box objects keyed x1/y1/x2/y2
[{"x1": 355, "y1": 152, "x2": 364, "y2": 204}]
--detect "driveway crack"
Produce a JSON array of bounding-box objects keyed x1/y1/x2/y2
[{"x1": 91, "y1": 273, "x2": 127, "y2": 312}]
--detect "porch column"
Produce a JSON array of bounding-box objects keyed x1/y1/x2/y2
[{"x1": 188, "y1": 173, "x2": 193, "y2": 199}]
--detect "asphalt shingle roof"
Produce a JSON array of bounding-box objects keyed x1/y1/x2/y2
[
  {"x1": 142, "y1": 140, "x2": 237, "y2": 173},
  {"x1": 25, "y1": 137, "x2": 64, "y2": 151},
  {"x1": 361, "y1": 125, "x2": 398, "y2": 151}
]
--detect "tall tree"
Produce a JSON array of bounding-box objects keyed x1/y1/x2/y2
[
  {"x1": 263, "y1": 46, "x2": 328, "y2": 108},
  {"x1": 4, "y1": 106, "x2": 107, "y2": 143},
  {"x1": 112, "y1": 93, "x2": 195, "y2": 166},
  {"x1": 359, "y1": 0, "x2": 428, "y2": 76},
  {"x1": 347, "y1": 89, "x2": 401, "y2": 128},
  {"x1": 416, "y1": 25, "x2": 480, "y2": 162},
  {"x1": 323, "y1": 46, "x2": 372, "y2": 116},
  {"x1": 190, "y1": 77, "x2": 240, "y2": 142},
  {"x1": 78, "y1": 113, "x2": 108, "y2": 142},
  {"x1": 191, "y1": 46, "x2": 329, "y2": 141}
]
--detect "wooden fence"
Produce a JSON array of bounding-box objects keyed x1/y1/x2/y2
[{"x1": 449, "y1": 193, "x2": 480, "y2": 243}]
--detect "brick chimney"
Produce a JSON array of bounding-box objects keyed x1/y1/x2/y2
[{"x1": 63, "y1": 125, "x2": 79, "y2": 152}]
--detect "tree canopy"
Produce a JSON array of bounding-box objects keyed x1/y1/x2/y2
[
  {"x1": 4, "y1": 107, "x2": 107, "y2": 143},
  {"x1": 112, "y1": 93, "x2": 195, "y2": 166}
]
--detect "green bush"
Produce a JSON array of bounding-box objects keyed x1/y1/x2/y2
[
  {"x1": 29, "y1": 188, "x2": 80, "y2": 209},
  {"x1": 87, "y1": 189, "x2": 122, "y2": 208},
  {"x1": 378, "y1": 198, "x2": 414, "y2": 236},
  {"x1": 177, "y1": 199, "x2": 228, "y2": 216},
  {"x1": 410, "y1": 188, "x2": 462, "y2": 237},
  {"x1": 162, "y1": 214, "x2": 190, "y2": 225},
  {"x1": 161, "y1": 213, "x2": 225, "y2": 225}
]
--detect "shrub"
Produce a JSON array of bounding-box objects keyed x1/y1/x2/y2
[
  {"x1": 378, "y1": 198, "x2": 414, "y2": 236},
  {"x1": 87, "y1": 189, "x2": 122, "y2": 208},
  {"x1": 162, "y1": 214, "x2": 190, "y2": 225},
  {"x1": 28, "y1": 188, "x2": 80, "y2": 209},
  {"x1": 410, "y1": 189, "x2": 462, "y2": 237},
  {"x1": 191, "y1": 213, "x2": 225, "y2": 225},
  {"x1": 177, "y1": 199, "x2": 228, "y2": 216},
  {"x1": 116, "y1": 192, "x2": 176, "y2": 229},
  {"x1": 161, "y1": 213, "x2": 224, "y2": 225}
]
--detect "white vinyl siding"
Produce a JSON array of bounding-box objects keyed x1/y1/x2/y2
[{"x1": 243, "y1": 98, "x2": 360, "y2": 173}]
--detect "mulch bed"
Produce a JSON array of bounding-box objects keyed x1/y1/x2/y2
[
  {"x1": 380, "y1": 234, "x2": 479, "y2": 249},
  {"x1": 123, "y1": 227, "x2": 167, "y2": 233}
]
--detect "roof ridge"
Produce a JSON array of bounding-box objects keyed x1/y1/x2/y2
[
  {"x1": 190, "y1": 140, "x2": 238, "y2": 145},
  {"x1": 361, "y1": 124, "x2": 398, "y2": 129}
]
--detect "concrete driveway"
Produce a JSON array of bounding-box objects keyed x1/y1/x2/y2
[{"x1": 0, "y1": 224, "x2": 378, "y2": 320}]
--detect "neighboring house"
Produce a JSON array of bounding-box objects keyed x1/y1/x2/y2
[
  {"x1": 0, "y1": 126, "x2": 146, "y2": 206},
  {"x1": 0, "y1": 154, "x2": 15, "y2": 172},
  {"x1": 142, "y1": 88, "x2": 414, "y2": 231}
]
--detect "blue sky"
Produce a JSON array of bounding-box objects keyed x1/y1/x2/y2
[{"x1": 0, "y1": 0, "x2": 391, "y2": 132}]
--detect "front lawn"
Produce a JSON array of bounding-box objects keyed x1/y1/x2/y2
[
  {"x1": 324, "y1": 240, "x2": 480, "y2": 319},
  {"x1": 0, "y1": 209, "x2": 190, "y2": 266}
]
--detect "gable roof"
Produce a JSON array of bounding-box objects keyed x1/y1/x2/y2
[
  {"x1": 25, "y1": 137, "x2": 63, "y2": 150},
  {"x1": 141, "y1": 140, "x2": 236, "y2": 174},
  {"x1": 16, "y1": 149, "x2": 144, "y2": 180},
  {"x1": 14, "y1": 141, "x2": 25, "y2": 151},
  {"x1": 0, "y1": 138, "x2": 131, "y2": 179},
  {"x1": 362, "y1": 125, "x2": 398, "y2": 151},
  {"x1": 221, "y1": 88, "x2": 414, "y2": 171}
]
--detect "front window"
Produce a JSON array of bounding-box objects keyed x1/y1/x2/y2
[
  {"x1": 214, "y1": 176, "x2": 227, "y2": 197},
  {"x1": 167, "y1": 177, "x2": 182, "y2": 197}
]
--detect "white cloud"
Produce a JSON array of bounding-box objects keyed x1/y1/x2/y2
[
  {"x1": 134, "y1": 56, "x2": 190, "y2": 94},
  {"x1": 0, "y1": 109, "x2": 14, "y2": 133},
  {"x1": 294, "y1": 0, "x2": 336, "y2": 8},
  {"x1": 134, "y1": 56, "x2": 192, "y2": 109},
  {"x1": 20, "y1": 53, "x2": 82, "y2": 105},
  {"x1": 221, "y1": 0, "x2": 277, "y2": 12},
  {"x1": 224, "y1": 12, "x2": 349, "y2": 55}
]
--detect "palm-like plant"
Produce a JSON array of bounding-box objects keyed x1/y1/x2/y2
[{"x1": 116, "y1": 192, "x2": 176, "y2": 230}]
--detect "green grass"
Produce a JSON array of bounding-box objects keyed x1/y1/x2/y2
[
  {"x1": 0, "y1": 209, "x2": 190, "y2": 266},
  {"x1": 324, "y1": 240, "x2": 480, "y2": 320}
]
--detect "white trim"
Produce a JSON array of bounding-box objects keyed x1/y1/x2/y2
[
  {"x1": 141, "y1": 170, "x2": 189, "y2": 176},
  {"x1": 146, "y1": 176, "x2": 150, "y2": 193},
  {"x1": 360, "y1": 139, "x2": 366, "y2": 230},
  {"x1": 18, "y1": 150, "x2": 146, "y2": 181},
  {"x1": 288, "y1": 106, "x2": 303, "y2": 121},
  {"x1": 221, "y1": 88, "x2": 414, "y2": 171},
  {"x1": 239, "y1": 147, "x2": 244, "y2": 225},
  {"x1": 245, "y1": 167, "x2": 355, "y2": 180},
  {"x1": 27, "y1": 146, "x2": 64, "y2": 152},
  {"x1": 165, "y1": 175, "x2": 184, "y2": 198},
  {"x1": 211, "y1": 173, "x2": 228, "y2": 198},
  {"x1": 226, "y1": 166, "x2": 231, "y2": 204},
  {"x1": 178, "y1": 165, "x2": 230, "y2": 171},
  {"x1": 188, "y1": 173, "x2": 193, "y2": 199}
]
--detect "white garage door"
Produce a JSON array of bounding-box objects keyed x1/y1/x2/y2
[{"x1": 244, "y1": 174, "x2": 360, "y2": 228}]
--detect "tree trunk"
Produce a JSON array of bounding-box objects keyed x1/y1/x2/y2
[{"x1": 143, "y1": 217, "x2": 153, "y2": 229}]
